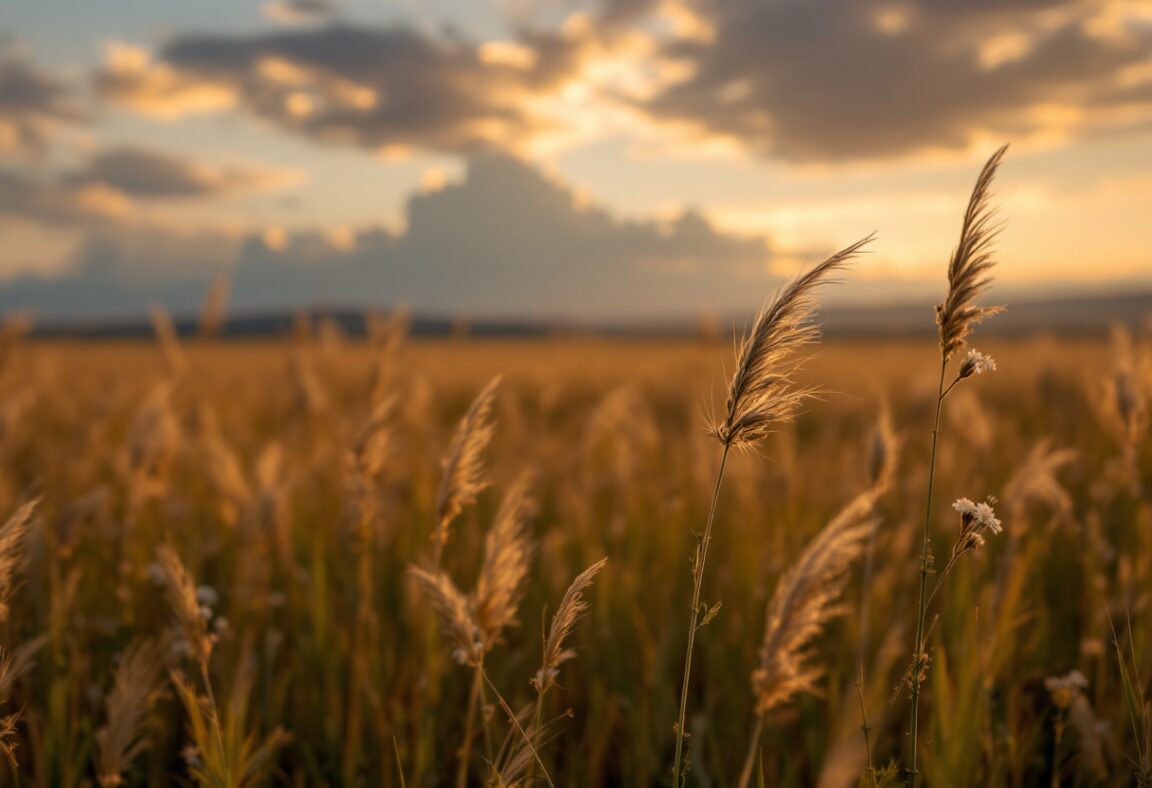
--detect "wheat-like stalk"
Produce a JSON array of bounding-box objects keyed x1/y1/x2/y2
[
  {"x1": 0, "y1": 499, "x2": 38, "y2": 624},
  {"x1": 473, "y1": 472, "x2": 536, "y2": 650},
  {"x1": 752, "y1": 499, "x2": 878, "y2": 713},
  {"x1": 408, "y1": 566, "x2": 481, "y2": 666},
  {"x1": 737, "y1": 492, "x2": 879, "y2": 788},
  {"x1": 96, "y1": 638, "x2": 165, "y2": 786},
  {"x1": 433, "y1": 375, "x2": 502, "y2": 563},
  {"x1": 155, "y1": 546, "x2": 214, "y2": 668},
  {"x1": 0, "y1": 637, "x2": 46, "y2": 768},
  {"x1": 674, "y1": 236, "x2": 872, "y2": 786},
  {"x1": 712, "y1": 235, "x2": 873, "y2": 450},
  {"x1": 533, "y1": 557, "x2": 607, "y2": 693},
  {"x1": 936, "y1": 144, "x2": 1008, "y2": 361},
  {"x1": 908, "y1": 145, "x2": 1009, "y2": 787}
]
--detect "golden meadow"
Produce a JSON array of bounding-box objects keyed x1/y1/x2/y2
[{"x1": 0, "y1": 154, "x2": 1149, "y2": 787}]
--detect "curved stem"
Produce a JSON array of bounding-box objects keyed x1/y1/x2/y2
[
  {"x1": 672, "y1": 443, "x2": 732, "y2": 786},
  {"x1": 908, "y1": 357, "x2": 948, "y2": 787},
  {"x1": 737, "y1": 713, "x2": 765, "y2": 788}
]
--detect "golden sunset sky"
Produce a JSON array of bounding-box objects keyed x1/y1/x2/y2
[{"x1": 2, "y1": 0, "x2": 1151, "y2": 319}]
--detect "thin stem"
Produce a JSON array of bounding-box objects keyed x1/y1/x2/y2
[
  {"x1": 857, "y1": 676, "x2": 878, "y2": 788},
  {"x1": 940, "y1": 375, "x2": 962, "y2": 401},
  {"x1": 737, "y1": 713, "x2": 765, "y2": 788},
  {"x1": 456, "y1": 664, "x2": 483, "y2": 788},
  {"x1": 476, "y1": 665, "x2": 495, "y2": 763},
  {"x1": 481, "y1": 668, "x2": 557, "y2": 788},
  {"x1": 673, "y1": 443, "x2": 732, "y2": 786},
  {"x1": 908, "y1": 357, "x2": 948, "y2": 787}
]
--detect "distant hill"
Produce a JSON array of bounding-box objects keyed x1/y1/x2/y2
[{"x1": 21, "y1": 291, "x2": 1152, "y2": 340}]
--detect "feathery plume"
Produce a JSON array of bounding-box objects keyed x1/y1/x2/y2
[
  {"x1": 0, "y1": 637, "x2": 46, "y2": 767},
  {"x1": 473, "y1": 472, "x2": 537, "y2": 649},
  {"x1": 533, "y1": 557, "x2": 607, "y2": 692},
  {"x1": 712, "y1": 236, "x2": 873, "y2": 450},
  {"x1": 434, "y1": 375, "x2": 501, "y2": 551},
  {"x1": 0, "y1": 499, "x2": 39, "y2": 623},
  {"x1": 408, "y1": 566, "x2": 481, "y2": 666},
  {"x1": 1002, "y1": 439, "x2": 1077, "y2": 518},
  {"x1": 936, "y1": 145, "x2": 1008, "y2": 360},
  {"x1": 96, "y1": 638, "x2": 166, "y2": 786},
  {"x1": 751, "y1": 495, "x2": 878, "y2": 713},
  {"x1": 156, "y1": 546, "x2": 215, "y2": 666}
]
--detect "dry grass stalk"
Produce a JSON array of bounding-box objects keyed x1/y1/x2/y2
[
  {"x1": 909, "y1": 145, "x2": 1009, "y2": 787},
  {"x1": 123, "y1": 382, "x2": 181, "y2": 499},
  {"x1": 712, "y1": 235, "x2": 874, "y2": 450},
  {"x1": 156, "y1": 546, "x2": 215, "y2": 667},
  {"x1": 752, "y1": 495, "x2": 880, "y2": 714},
  {"x1": 408, "y1": 566, "x2": 481, "y2": 667},
  {"x1": 675, "y1": 235, "x2": 872, "y2": 787},
  {"x1": 935, "y1": 144, "x2": 1008, "y2": 361},
  {"x1": 96, "y1": 638, "x2": 166, "y2": 786},
  {"x1": 434, "y1": 375, "x2": 502, "y2": 561},
  {"x1": 149, "y1": 305, "x2": 187, "y2": 379},
  {"x1": 533, "y1": 557, "x2": 607, "y2": 693},
  {"x1": 473, "y1": 472, "x2": 537, "y2": 650},
  {"x1": 0, "y1": 499, "x2": 39, "y2": 623},
  {"x1": 738, "y1": 492, "x2": 879, "y2": 788},
  {"x1": 197, "y1": 275, "x2": 230, "y2": 340},
  {"x1": 0, "y1": 637, "x2": 46, "y2": 767},
  {"x1": 1002, "y1": 439, "x2": 1077, "y2": 521},
  {"x1": 367, "y1": 307, "x2": 410, "y2": 401}
]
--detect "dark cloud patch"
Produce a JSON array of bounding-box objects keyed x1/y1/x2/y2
[
  {"x1": 64, "y1": 146, "x2": 295, "y2": 198},
  {"x1": 0, "y1": 155, "x2": 780, "y2": 320},
  {"x1": 0, "y1": 170, "x2": 128, "y2": 224},
  {"x1": 0, "y1": 50, "x2": 82, "y2": 155},
  {"x1": 96, "y1": 23, "x2": 592, "y2": 155},
  {"x1": 640, "y1": 0, "x2": 1152, "y2": 161}
]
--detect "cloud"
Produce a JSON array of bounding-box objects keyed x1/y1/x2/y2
[
  {"x1": 0, "y1": 171, "x2": 131, "y2": 225},
  {"x1": 0, "y1": 49, "x2": 83, "y2": 154},
  {"x1": 0, "y1": 154, "x2": 779, "y2": 319},
  {"x1": 64, "y1": 146, "x2": 301, "y2": 198},
  {"x1": 262, "y1": 0, "x2": 337, "y2": 24},
  {"x1": 95, "y1": 24, "x2": 596, "y2": 156},
  {"x1": 634, "y1": 0, "x2": 1152, "y2": 161}
]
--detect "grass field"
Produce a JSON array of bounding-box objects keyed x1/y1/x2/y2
[{"x1": 0, "y1": 329, "x2": 1149, "y2": 786}]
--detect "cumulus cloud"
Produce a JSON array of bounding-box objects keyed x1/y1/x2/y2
[
  {"x1": 94, "y1": 23, "x2": 596, "y2": 155},
  {"x1": 0, "y1": 49, "x2": 82, "y2": 154},
  {"x1": 637, "y1": 0, "x2": 1152, "y2": 161},
  {"x1": 64, "y1": 146, "x2": 301, "y2": 198},
  {"x1": 0, "y1": 154, "x2": 779, "y2": 319}
]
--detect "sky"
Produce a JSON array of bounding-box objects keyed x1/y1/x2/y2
[{"x1": 1, "y1": 0, "x2": 1151, "y2": 321}]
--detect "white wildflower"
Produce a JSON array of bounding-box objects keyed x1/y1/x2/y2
[
  {"x1": 1045, "y1": 670, "x2": 1089, "y2": 710},
  {"x1": 951, "y1": 496, "x2": 1002, "y2": 559},
  {"x1": 974, "y1": 501, "x2": 1002, "y2": 534},
  {"x1": 952, "y1": 498, "x2": 978, "y2": 516}
]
